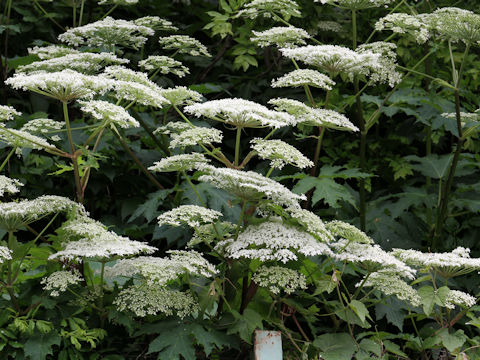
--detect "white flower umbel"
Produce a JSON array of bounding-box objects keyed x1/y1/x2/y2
[
  {"x1": 331, "y1": 239, "x2": 416, "y2": 279},
  {"x1": 287, "y1": 207, "x2": 334, "y2": 242},
  {"x1": 445, "y1": 290, "x2": 476, "y2": 309},
  {"x1": 316, "y1": 0, "x2": 395, "y2": 10},
  {"x1": 158, "y1": 35, "x2": 211, "y2": 57},
  {"x1": 148, "y1": 153, "x2": 209, "y2": 172},
  {"x1": 272, "y1": 69, "x2": 335, "y2": 90},
  {"x1": 375, "y1": 13, "x2": 430, "y2": 44},
  {"x1": 0, "y1": 127, "x2": 57, "y2": 155},
  {"x1": 252, "y1": 266, "x2": 307, "y2": 294},
  {"x1": 198, "y1": 165, "x2": 306, "y2": 208},
  {"x1": 357, "y1": 42, "x2": 402, "y2": 87},
  {"x1": 251, "y1": 26, "x2": 310, "y2": 48},
  {"x1": 317, "y1": 21, "x2": 343, "y2": 32},
  {"x1": 185, "y1": 98, "x2": 296, "y2": 128},
  {"x1": 41, "y1": 269, "x2": 82, "y2": 297},
  {"x1": 0, "y1": 246, "x2": 12, "y2": 264},
  {"x1": 98, "y1": 0, "x2": 138, "y2": 5},
  {"x1": 17, "y1": 53, "x2": 129, "y2": 74},
  {"x1": 188, "y1": 221, "x2": 235, "y2": 247},
  {"x1": 169, "y1": 126, "x2": 223, "y2": 148},
  {"x1": 0, "y1": 195, "x2": 86, "y2": 231},
  {"x1": 238, "y1": 0, "x2": 301, "y2": 19},
  {"x1": 106, "y1": 250, "x2": 217, "y2": 285},
  {"x1": 251, "y1": 138, "x2": 313, "y2": 169},
  {"x1": 58, "y1": 17, "x2": 154, "y2": 49},
  {"x1": 358, "y1": 270, "x2": 421, "y2": 307},
  {"x1": 133, "y1": 16, "x2": 178, "y2": 31},
  {"x1": 159, "y1": 86, "x2": 203, "y2": 106},
  {"x1": 280, "y1": 45, "x2": 383, "y2": 82},
  {"x1": 103, "y1": 65, "x2": 151, "y2": 86},
  {"x1": 269, "y1": 98, "x2": 358, "y2": 131},
  {"x1": 157, "y1": 205, "x2": 222, "y2": 228},
  {"x1": 326, "y1": 220, "x2": 373, "y2": 244},
  {"x1": 115, "y1": 285, "x2": 198, "y2": 317},
  {"x1": 78, "y1": 100, "x2": 139, "y2": 128},
  {"x1": 110, "y1": 81, "x2": 168, "y2": 108},
  {"x1": 29, "y1": 45, "x2": 80, "y2": 60},
  {"x1": 0, "y1": 176, "x2": 23, "y2": 197},
  {"x1": 5, "y1": 70, "x2": 113, "y2": 102},
  {"x1": 0, "y1": 105, "x2": 21, "y2": 121},
  {"x1": 49, "y1": 217, "x2": 156, "y2": 261},
  {"x1": 216, "y1": 219, "x2": 333, "y2": 263},
  {"x1": 392, "y1": 247, "x2": 480, "y2": 278},
  {"x1": 21, "y1": 118, "x2": 65, "y2": 135},
  {"x1": 139, "y1": 56, "x2": 189, "y2": 77},
  {"x1": 428, "y1": 7, "x2": 480, "y2": 44},
  {"x1": 154, "y1": 122, "x2": 191, "y2": 135}
]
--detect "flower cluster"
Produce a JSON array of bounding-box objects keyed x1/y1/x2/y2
[
  {"x1": 287, "y1": 207, "x2": 334, "y2": 242},
  {"x1": 216, "y1": 219, "x2": 333, "y2": 263},
  {"x1": 78, "y1": 100, "x2": 139, "y2": 128},
  {"x1": 326, "y1": 220, "x2": 373, "y2": 244},
  {"x1": 17, "y1": 53, "x2": 128, "y2": 74},
  {"x1": 198, "y1": 165, "x2": 306, "y2": 208},
  {"x1": 159, "y1": 86, "x2": 203, "y2": 106},
  {"x1": 41, "y1": 269, "x2": 82, "y2": 297},
  {"x1": 158, "y1": 35, "x2": 211, "y2": 57},
  {"x1": 269, "y1": 98, "x2": 358, "y2": 131},
  {"x1": 252, "y1": 266, "x2": 307, "y2": 294},
  {"x1": 58, "y1": 17, "x2": 154, "y2": 49},
  {"x1": 169, "y1": 126, "x2": 223, "y2": 148},
  {"x1": 185, "y1": 98, "x2": 296, "y2": 128},
  {"x1": 148, "y1": 153, "x2": 209, "y2": 172},
  {"x1": 238, "y1": 0, "x2": 301, "y2": 20},
  {"x1": 139, "y1": 56, "x2": 189, "y2": 77},
  {"x1": 0, "y1": 105, "x2": 21, "y2": 121},
  {"x1": 251, "y1": 138, "x2": 313, "y2": 169},
  {"x1": 375, "y1": 13, "x2": 430, "y2": 44},
  {"x1": 0, "y1": 176, "x2": 23, "y2": 197},
  {"x1": 157, "y1": 205, "x2": 222, "y2": 228},
  {"x1": 359, "y1": 270, "x2": 421, "y2": 306},
  {"x1": 5, "y1": 70, "x2": 113, "y2": 102},
  {"x1": 331, "y1": 239, "x2": 416, "y2": 279},
  {"x1": 392, "y1": 247, "x2": 480, "y2": 277},
  {"x1": 0, "y1": 127, "x2": 56, "y2": 155},
  {"x1": 251, "y1": 26, "x2": 310, "y2": 48},
  {"x1": 114, "y1": 285, "x2": 198, "y2": 317},
  {"x1": 316, "y1": 0, "x2": 395, "y2": 10},
  {"x1": 0, "y1": 195, "x2": 85, "y2": 231},
  {"x1": 133, "y1": 16, "x2": 178, "y2": 31},
  {"x1": 21, "y1": 118, "x2": 64, "y2": 138},
  {"x1": 0, "y1": 246, "x2": 12, "y2": 264},
  {"x1": 445, "y1": 290, "x2": 476, "y2": 309},
  {"x1": 29, "y1": 45, "x2": 79, "y2": 60},
  {"x1": 49, "y1": 217, "x2": 156, "y2": 261},
  {"x1": 272, "y1": 69, "x2": 335, "y2": 90},
  {"x1": 106, "y1": 250, "x2": 217, "y2": 285}
]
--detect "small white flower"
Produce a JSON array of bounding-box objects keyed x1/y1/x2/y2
[
  {"x1": 0, "y1": 105, "x2": 21, "y2": 122},
  {"x1": 159, "y1": 35, "x2": 211, "y2": 57},
  {"x1": 148, "y1": 153, "x2": 209, "y2": 172},
  {"x1": 41, "y1": 270, "x2": 82, "y2": 297},
  {"x1": 159, "y1": 86, "x2": 203, "y2": 106},
  {"x1": 157, "y1": 205, "x2": 222, "y2": 228},
  {"x1": 78, "y1": 100, "x2": 139, "y2": 128},
  {"x1": 251, "y1": 138, "x2": 313, "y2": 169},
  {"x1": 251, "y1": 26, "x2": 310, "y2": 48},
  {"x1": 0, "y1": 176, "x2": 23, "y2": 197},
  {"x1": 253, "y1": 266, "x2": 307, "y2": 294},
  {"x1": 272, "y1": 69, "x2": 335, "y2": 90},
  {"x1": 238, "y1": 0, "x2": 301, "y2": 20},
  {"x1": 139, "y1": 56, "x2": 189, "y2": 77}
]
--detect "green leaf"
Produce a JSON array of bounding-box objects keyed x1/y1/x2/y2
[
  {"x1": 349, "y1": 300, "x2": 371, "y2": 323},
  {"x1": 128, "y1": 189, "x2": 172, "y2": 223},
  {"x1": 227, "y1": 309, "x2": 263, "y2": 344},
  {"x1": 418, "y1": 286, "x2": 449, "y2": 316},
  {"x1": 147, "y1": 326, "x2": 195, "y2": 360},
  {"x1": 383, "y1": 340, "x2": 408, "y2": 357},
  {"x1": 314, "y1": 274, "x2": 336, "y2": 295},
  {"x1": 313, "y1": 333, "x2": 357, "y2": 360},
  {"x1": 24, "y1": 331, "x2": 61, "y2": 360},
  {"x1": 189, "y1": 324, "x2": 232, "y2": 356},
  {"x1": 404, "y1": 154, "x2": 453, "y2": 179},
  {"x1": 375, "y1": 299, "x2": 406, "y2": 331},
  {"x1": 293, "y1": 176, "x2": 355, "y2": 208},
  {"x1": 438, "y1": 328, "x2": 467, "y2": 353}
]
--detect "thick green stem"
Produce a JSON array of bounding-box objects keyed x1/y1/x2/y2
[
  {"x1": 111, "y1": 125, "x2": 165, "y2": 190},
  {"x1": 432, "y1": 43, "x2": 470, "y2": 247},
  {"x1": 72, "y1": 0, "x2": 76, "y2": 28},
  {"x1": 183, "y1": 171, "x2": 206, "y2": 207},
  {"x1": 63, "y1": 102, "x2": 84, "y2": 204},
  {"x1": 78, "y1": 0, "x2": 85, "y2": 26},
  {"x1": 101, "y1": 4, "x2": 118, "y2": 19},
  {"x1": 33, "y1": 0, "x2": 65, "y2": 30},
  {"x1": 0, "y1": 147, "x2": 14, "y2": 172},
  {"x1": 235, "y1": 127, "x2": 242, "y2": 167},
  {"x1": 310, "y1": 127, "x2": 325, "y2": 177}
]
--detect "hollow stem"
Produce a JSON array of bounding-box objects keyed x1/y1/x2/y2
[
  {"x1": 0, "y1": 147, "x2": 14, "y2": 172},
  {"x1": 63, "y1": 101, "x2": 84, "y2": 204},
  {"x1": 235, "y1": 127, "x2": 242, "y2": 167}
]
